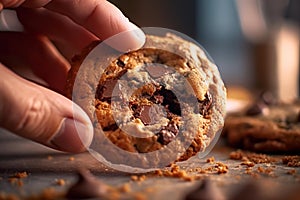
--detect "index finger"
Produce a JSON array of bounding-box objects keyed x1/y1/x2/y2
[{"x1": 45, "y1": 0, "x2": 145, "y2": 51}]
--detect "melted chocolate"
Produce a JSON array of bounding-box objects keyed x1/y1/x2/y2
[
  {"x1": 185, "y1": 179, "x2": 225, "y2": 200},
  {"x1": 154, "y1": 87, "x2": 181, "y2": 116},
  {"x1": 246, "y1": 102, "x2": 266, "y2": 116},
  {"x1": 66, "y1": 169, "x2": 108, "y2": 199}
]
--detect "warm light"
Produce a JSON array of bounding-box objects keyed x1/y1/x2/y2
[
  {"x1": 236, "y1": 0, "x2": 268, "y2": 43},
  {"x1": 276, "y1": 23, "x2": 300, "y2": 102}
]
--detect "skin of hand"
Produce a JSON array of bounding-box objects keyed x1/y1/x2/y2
[{"x1": 0, "y1": 0, "x2": 145, "y2": 153}]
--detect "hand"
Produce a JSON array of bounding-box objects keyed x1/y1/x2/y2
[{"x1": 0, "y1": 0, "x2": 145, "y2": 153}]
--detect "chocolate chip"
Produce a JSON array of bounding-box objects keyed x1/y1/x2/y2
[
  {"x1": 132, "y1": 104, "x2": 165, "y2": 125},
  {"x1": 185, "y1": 179, "x2": 225, "y2": 200},
  {"x1": 157, "y1": 130, "x2": 176, "y2": 145},
  {"x1": 133, "y1": 85, "x2": 180, "y2": 117},
  {"x1": 145, "y1": 65, "x2": 173, "y2": 78},
  {"x1": 96, "y1": 79, "x2": 121, "y2": 101},
  {"x1": 132, "y1": 105, "x2": 152, "y2": 125},
  {"x1": 157, "y1": 122, "x2": 179, "y2": 145},
  {"x1": 116, "y1": 59, "x2": 125, "y2": 67},
  {"x1": 156, "y1": 87, "x2": 181, "y2": 116},
  {"x1": 260, "y1": 91, "x2": 276, "y2": 105},
  {"x1": 103, "y1": 123, "x2": 118, "y2": 131},
  {"x1": 198, "y1": 92, "x2": 212, "y2": 117},
  {"x1": 245, "y1": 102, "x2": 266, "y2": 116},
  {"x1": 138, "y1": 105, "x2": 153, "y2": 125},
  {"x1": 66, "y1": 169, "x2": 108, "y2": 199}
]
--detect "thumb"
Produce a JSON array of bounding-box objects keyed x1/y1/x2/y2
[{"x1": 0, "y1": 64, "x2": 93, "y2": 153}]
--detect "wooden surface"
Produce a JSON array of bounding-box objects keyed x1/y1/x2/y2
[{"x1": 0, "y1": 128, "x2": 299, "y2": 199}]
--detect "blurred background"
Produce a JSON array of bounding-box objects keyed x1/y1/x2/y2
[{"x1": 111, "y1": 0, "x2": 300, "y2": 102}]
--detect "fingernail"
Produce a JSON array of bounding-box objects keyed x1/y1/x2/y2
[
  {"x1": 0, "y1": 9, "x2": 24, "y2": 32},
  {"x1": 0, "y1": 3, "x2": 3, "y2": 11},
  {"x1": 51, "y1": 118, "x2": 93, "y2": 153},
  {"x1": 128, "y1": 22, "x2": 146, "y2": 45},
  {"x1": 104, "y1": 24, "x2": 145, "y2": 52}
]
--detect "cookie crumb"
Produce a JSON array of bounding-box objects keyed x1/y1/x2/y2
[
  {"x1": 12, "y1": 172, "x2": 28, "y2": 179},
  {"x1": 130, "y1": 175, "x2": 139, "y2": 181},
  {"x1": 229, "y1": 150, "x2": 243, "y2": 160},
  {"x1": 282, "y1": 156, "x2": 300, "y2": 167},
  {"x1": 119, "y1": 183, "x2": 131, "y2": 193},
  {"x1": 154, "y1": 169, "x2": 163, "y2": 176},
  {"x1": 215, "y1": 162, "x2": 228, "y2": 174},
  {"x1": 8, "y1": 172, "x2": 28, "y2": 187},
  {"x1": 131, "y1": 175, "x2": 147, "y2": 182},
  {"x1": 256, "y1": 166, "x2": 274, "y2": 175},
  {"x1": 151, "y1": 164, "x2": 198, "y2": 181},
  {"x1": 241, "y1": 161, "x2": 255, "y2": 167},
  {"x1": 69, "y1": 156, "x2": 75, "y2": 161},
  {"x1": 55, "y1": 179, "x2": 66, "y2": 186},
  {"x1": 230, "y1": 150, "x2": 278, "y2": 164},
  {"x1": 206, "y1": 156, "x2": 215, "y2": 163}
]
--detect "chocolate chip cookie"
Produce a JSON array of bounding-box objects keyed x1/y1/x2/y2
[
  {"x1": 66, "y1": 33, "x2": 226, "y2": 170},
  {"x1": 224, "y1": 93, "x2": 300, "y2": 153}
]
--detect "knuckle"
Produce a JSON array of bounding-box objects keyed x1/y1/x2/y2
[{"x1": 17, "y1": 94, "x2": 54, "y2": 140}]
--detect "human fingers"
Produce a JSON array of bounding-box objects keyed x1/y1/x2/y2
[
  {"x1": 0, "y1": 64, "x2": 93, "y2": 153},
  {"x1": 45, "y1": 0, "x2": 145, "y2": 52},
  {"x1": 0, "y1": 31, "x2": 69, "y2": 94},
  {"x1": 2, "y1": 0, "x2": 145, "y2": 52},
  {"x1": 16, "y1": 7, "x2": 97, "y2": 60}
]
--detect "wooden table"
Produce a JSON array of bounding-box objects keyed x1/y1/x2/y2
[{"x1": 0, "y1": 128, "x2": 299, "y2": 199}]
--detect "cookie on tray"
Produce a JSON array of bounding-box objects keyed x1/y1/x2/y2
[
  {"x1": 224, "y1": 93, "x2": 300, "y2": 153},
  {"x1": 66, "y1": 34, "x2": 226, "y2": 170}
]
